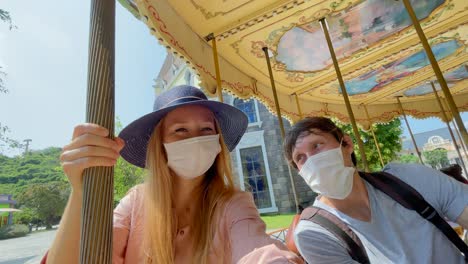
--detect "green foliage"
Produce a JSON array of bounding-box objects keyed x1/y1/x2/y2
[
  {"x1": 114, "y1": 117, "x2": 145, "y2": 202},
  {"x1": 0, "y1": 147, "x2": 67, "y2": 197},
  {"x1": 0, "y1": 124, "x2": 22, "y2": 154},
  {"x1": 398, "y1": 154, "x2": 419, "y2": 164},
  {"x1": 1, "y1": 9, "x2": 16, "y2": 94},
  {"x1": 114, "y1": 158, "x2": 145, "y2": 202},
  {"x1": 0, "y1": 9, "x2": 15, "y2": 30},
  {"x1": 0, "y1": 224, "x2": 28, "y2": 240},
  {"x1": 18, "y1": 182, "x2": 69, "y2": 229},
  {"x1": 423, "y1": 148, "x2": 449, "y2": 169},
  {"x1": 13, "y1": 207, "x2": 40, "y2": 225},
  {"x1": 335, "y1": 119, "x2": 403, "y2": 171}
]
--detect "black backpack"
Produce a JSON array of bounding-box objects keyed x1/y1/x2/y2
[{"x1": 299, "y1": 171, "x2": 468, "y2": 263}]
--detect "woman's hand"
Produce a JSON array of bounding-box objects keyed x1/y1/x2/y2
[{"x1": 60, "y1": 123, "x2": 125, "y2": 193}]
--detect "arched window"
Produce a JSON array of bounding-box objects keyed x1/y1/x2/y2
[
  {"x1": 234, "y1": 99, "x2": 258, "y2": 123},
  {"x1": 184, "y1": 71, "x2": 192, "y2": 86},
  {"x1": 429, "y1": 136, "x2": 443, "y2": 145}
]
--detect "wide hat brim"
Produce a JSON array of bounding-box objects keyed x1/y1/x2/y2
[{"x1": 119, "y1": 99, "x2": 248, "y2": 168}]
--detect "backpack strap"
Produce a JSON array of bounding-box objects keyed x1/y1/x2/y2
[
  {"x1": 301, "y1": 207, "x2": 370, "y2": 264},
  {"x1": 360, "y1": 171, "x2": 468, "y2": 261}
]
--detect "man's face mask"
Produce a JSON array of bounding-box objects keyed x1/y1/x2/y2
[
  {"x1": 164, "y1": 134, "x2": 221, "y2": 179},
  {"x1": 298, "y1": 138, "x2": 355, "y2": 200}
]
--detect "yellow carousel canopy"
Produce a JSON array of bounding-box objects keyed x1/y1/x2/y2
[{"x1": 123, "y1": 0, "x2": 468, "y2": 129}]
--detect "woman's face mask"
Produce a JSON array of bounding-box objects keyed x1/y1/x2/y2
[
  {"x1": 164, "y1": 134, "x2": 221, "y2": 179},
  {"x1": 298, "y1": 138, "x2": 355, "y2": 200}
]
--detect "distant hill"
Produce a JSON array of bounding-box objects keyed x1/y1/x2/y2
[{"x1": 0, "y1": 147, "x2": 67, "y2": 199}]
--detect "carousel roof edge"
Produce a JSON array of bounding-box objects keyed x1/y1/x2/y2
[{"x1": 118, "y1": 0, "x2": 141, "y2": 20}]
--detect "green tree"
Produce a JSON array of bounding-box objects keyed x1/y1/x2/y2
[
  {"x1": 18, "y1": 182, "x2": 69, "y2": 229},
  {"x1": 114, "y1": 117, "x2": 145, "y2": 202},
  {"x1": 423, "y1": 148, "x2": 449, "y2": 169},
  {"x1": 13, "y1": 207, "x2": 40, "y2": 225},
  {"x1": 336, "y1": 119, "x2": 403, "y2": 171},
  {"x1": 398, "y1": 154, "x2": 419, "y2": 164},
  {"x1": 0, "y1": 9, "x2": 19, "y2": 150}
]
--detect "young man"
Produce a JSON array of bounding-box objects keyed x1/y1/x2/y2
[{"x1": 283, "y1": 117, "x2": 468, "y2": 263}]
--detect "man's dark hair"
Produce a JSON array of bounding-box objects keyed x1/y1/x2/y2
[
  {"x1": 440, "y1": 164, "x2": 468, "y2": 184},
  {"x1": 284, "y1": 116, "x2": 357, "y2": 169}
]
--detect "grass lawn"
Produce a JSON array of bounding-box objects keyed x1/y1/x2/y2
[{"x1": 261, "y1": 213, "x2": 296, "y2": 230}]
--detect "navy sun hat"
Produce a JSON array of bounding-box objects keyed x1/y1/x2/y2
[{"x1": 119, "y1": 85, "x2": 248, "y2": 168}]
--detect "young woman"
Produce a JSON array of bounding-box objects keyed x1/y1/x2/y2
[{"x1": 45, "y1": 85, "x2": 301, "y2": 264}]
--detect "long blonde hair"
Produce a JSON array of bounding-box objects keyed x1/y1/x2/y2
[{"x1": 143, "y1": 119, "x2": 236, "y2": 263}]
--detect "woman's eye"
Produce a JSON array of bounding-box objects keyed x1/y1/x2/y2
[
  {"x1": 175, "y1": 128, "x2": 188, "y2": 133},
  {"x1": 202, "y1": 127, "x2": 214, "y2": 131}
]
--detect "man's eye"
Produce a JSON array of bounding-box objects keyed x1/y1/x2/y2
[{"x1": 295, "y1": 155, "x2": 305, "y2": 163}]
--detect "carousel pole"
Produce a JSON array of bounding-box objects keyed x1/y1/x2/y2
[
  {"x1": 363, "y1": 105, "x2": 385, "y2": 168},
  {"x1": 262, "y1": 47, "x2": 300, "y2": 214},
  {"x1": 319, "y1": 18, "x2": 370, "y2": 172},
  {"x1": 205, "y1": 33, "x2": 224, "y2": 102},
  {"x1": 79, "y1": 0, "x2": 115, "y2": 263},
  {"x1": 402, "y1": 0, "x2": 468, "y2": 146},
  {"x1": 451, "y1": 119, "x2": 468, "y2": 167},
  {"x1": 396, "y1": 97, "x2": 424, "y2": 164},
  {"x1": 294, "y1": 93, "x2": 303, "y2": 120},
  {"x1": 430, "y1": 81, "x2": 468, "y2": 177}
]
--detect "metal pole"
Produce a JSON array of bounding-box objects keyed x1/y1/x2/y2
[
  {"x1": 363, "y1": 105, "x2": 385, "y2": 168},
  {"x1": 430, "y1": 82, "x2": 468, "y2": 177},
  {"x1": 205, "y1": 33, "x2": 224, "y2": 102},
  {"x1": 80, "y1": 0, "x2": 115, "y2": 262},
  {"x1": 402, "y1": 0, "x2": 468, "y2": 147},
  {"x1": 294, "y1": 93, "x2": 303, "y2": 120},
  {"x1": 262, "y1": 47, "x2": 300, "y2": 213},
  {"x1": 451, "y1": 119, "x2": 468, "y2": 167},
  {"x1": 396, "y1": 97, "x2": 424, "y2": 164},
  {"x1": 319, "y1": 18, "x2": 370, "y2": 172}
]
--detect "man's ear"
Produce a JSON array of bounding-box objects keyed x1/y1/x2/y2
[{"x1": 342, "y1": 134, "x2": 354, "y2": 154}]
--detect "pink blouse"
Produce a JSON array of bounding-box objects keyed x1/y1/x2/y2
[{"x1": 113, "y1": 186, "x2": 302, "y2": 264}]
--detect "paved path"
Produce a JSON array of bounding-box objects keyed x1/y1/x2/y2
[
  {"x1": 0, "y1": 228, "x2": 289, "y2": 264},
  {"x1": 0, "y1": 230, "x2": 57, "y2": 264}
]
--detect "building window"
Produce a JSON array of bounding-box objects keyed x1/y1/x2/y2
[
  {"x1": 171, "y1": 65, "x2": 178, "y2": 76},
  {"x1": 234, "y1": 99, "x2": 258, "y2": 123},
  {"x1": 429, "y1": 136, "x2": 443, "y2": 145},
  {"x1": 184, "y1": 71, "x2": 192, "y2": 86},
  {"x1": 235, "y1": 130, "x2": 277, "y2": 213},
  {"x1": 240, "y1": 146, "x2": 272, "y2": 209}
]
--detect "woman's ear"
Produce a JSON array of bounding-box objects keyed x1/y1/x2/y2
[{"x1": 342, "y1": 134, "x2": 354, "y2": 154}]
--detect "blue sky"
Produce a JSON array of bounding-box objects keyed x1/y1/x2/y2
[
  {"x1": 0, "y1": 0, "x2": 166, "y2": 155},
  {"x1": 0, "y1": 1, "x2": 466, "y2": 156}
]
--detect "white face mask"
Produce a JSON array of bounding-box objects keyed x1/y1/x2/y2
[
  {"x1": 164, "y1": 134, "x2": 221, "y2": 179},
  {"x1": 298, "y1": 142, "x2": 355, "y2": 200}
]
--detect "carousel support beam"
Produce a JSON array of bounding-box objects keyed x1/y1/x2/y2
[
  {"x1": 402, "y1": 0, "x2": 468, "y2": 146},
  {"x1": 452, "y1": 119, "x2": 468, "y2": 168},
  {"x1": 205, "y1": 33, "x2": 224, "y2": 102},
  {"x1": 262, "y1": 47, "x2": 300, "y2": 214},
  {"x1": 363, "y1": 105, "x2": 385, "y2": 168},
  {"x1": 442, "y1": 98, "x2": 468, "y2": 160},
  {"x1": 80, "y1": 0, "x2": 115, "y2": 263},
  {"x1": 294, "y1": 93, "x2": 303, "y2": 120},
  {"x1": 396, "y1": 97, "x2": 424, "y2": 165},
  {"x1": 319, "y1": 18, "x2": 370, "y2": 172},
  {"x1": 430, "y1": 81, "x2": 468, "y2": 178}
]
